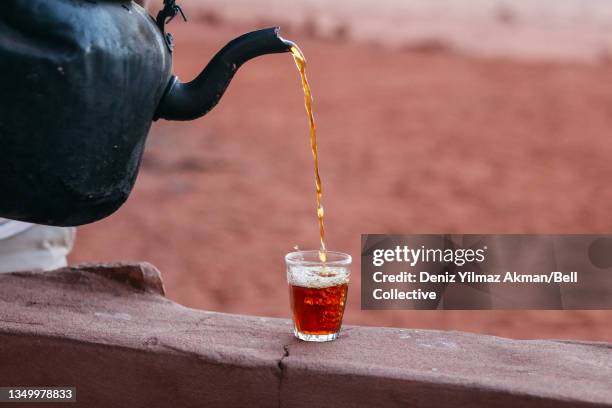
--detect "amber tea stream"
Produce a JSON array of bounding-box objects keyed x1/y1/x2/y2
[
  {"x1": 287, "y1": 43, "x2": 352, "y2": 342},
  {"x1": 289, "y1": 44, "x2": 328, "y2": 264}
]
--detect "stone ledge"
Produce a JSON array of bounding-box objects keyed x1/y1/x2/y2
[
  {"x1": 8, "y1": 261, "x2": 166, "y2": 295},
  {"x1": 0, "y1": 263, "x2": 610, "y2": 407}
]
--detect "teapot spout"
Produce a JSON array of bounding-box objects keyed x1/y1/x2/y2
[{"x1": 155, "y1": 27, "x2": 292, "y2": 121}]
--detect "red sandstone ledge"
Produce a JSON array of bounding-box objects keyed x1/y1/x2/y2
[{"x1": 0, "y1": 262, "x2": 610, "y2": 408}]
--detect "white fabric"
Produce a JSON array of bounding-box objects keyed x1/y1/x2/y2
[
  {"x1": 0, "y1": 225, "x2": 76, "y2": 272},
  {"x1": 0, "y1": 218, "x2": 34, "y2": 240}
]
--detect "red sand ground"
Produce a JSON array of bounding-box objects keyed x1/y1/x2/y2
[{"x1": 71, "y1": 22, "x2": 612, "y2": 341}]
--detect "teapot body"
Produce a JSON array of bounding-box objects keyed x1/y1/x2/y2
[{"x1": 0, "y1": 0, "x2": 172, "y2": 225}]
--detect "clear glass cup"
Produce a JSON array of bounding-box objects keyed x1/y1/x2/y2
[{"x1": 285, "y1": 250, "x2": 352, "y2": 342}]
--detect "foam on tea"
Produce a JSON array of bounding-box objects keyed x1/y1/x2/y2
[
  {"x1": 287, "y1": 265, "x2": 350, "y2": 289},
  {"x1": 290, "y1": 45, "x2": 327, "y2": 263}
]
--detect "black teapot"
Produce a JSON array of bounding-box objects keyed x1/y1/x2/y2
[{"x1": 0, "y1": 0, "x2": 294, "y2": 226}]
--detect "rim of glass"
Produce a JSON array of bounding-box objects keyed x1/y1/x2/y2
[{"x1": 285, "y1": 250, "x2": 352, "y2": 266}]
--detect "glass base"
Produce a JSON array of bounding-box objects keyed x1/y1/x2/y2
[{"x1": 293, "y1": 327, "x2": 339, "y2": 342}]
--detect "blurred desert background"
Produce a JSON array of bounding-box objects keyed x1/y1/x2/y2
[{"x1": 71, "y1": 0, "x2": 612, "y2": 341}]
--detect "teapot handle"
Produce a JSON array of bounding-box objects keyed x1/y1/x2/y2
[{"x1": 155, "y1": 0, "x2": 187, "y2": 53}]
